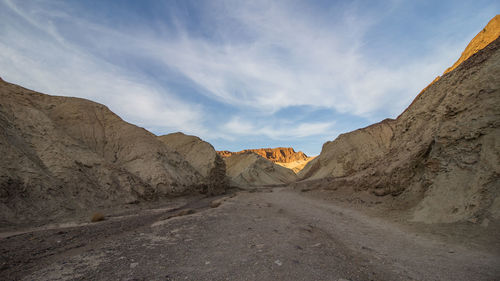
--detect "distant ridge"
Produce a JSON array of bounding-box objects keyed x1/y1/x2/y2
[
  {"x1": 223, "y1": 152, "x2": 297, "y2": 188},
  {"x1": 218, "y1": 147, "x2": 308, "y2": 163}
]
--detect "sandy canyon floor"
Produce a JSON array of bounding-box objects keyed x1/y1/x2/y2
[{"x1": 1, "y1": 188, "x2": 499, "y2": 281}]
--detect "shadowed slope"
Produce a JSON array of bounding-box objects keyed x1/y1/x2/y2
[
  {"x1": 0, "y1": 81, "x2": 204, "y2": 225},
  {"x1": 299, "y1": 24, "x2": 500, "y2": 223},
  {"x1": 224, "y1": 152, "x2": 297, "y2": 188},
  {"x1": 158, "y1": 132, "x2": 228, "y2": 195}
]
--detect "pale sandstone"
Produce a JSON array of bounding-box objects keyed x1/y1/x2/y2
[
  {"x1": 158, "y1": 132, "x2": 228, "y2": 195},
  {"x1": 299, "y1": 28, "x2": 500, "y2": 223},
  {"x1": 224, "y1": 152, "x2": 297, "y2": 188},
  {"x1": 0, "y1": 82, "x2": 206, "y2": 225}
]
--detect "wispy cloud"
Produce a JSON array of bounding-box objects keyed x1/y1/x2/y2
[
  {"x1": 223, "y1": 117, "x2": 336, "y2": 139},
  {"x1": 0, "y1": 0, "x2": 497, "y2": 154},
  {"x1": 123, "y1": 0, "x2": 466, "y2": 120},
  {"x1": 0, "y1": 0, "x2": 207, "y2": 136}
]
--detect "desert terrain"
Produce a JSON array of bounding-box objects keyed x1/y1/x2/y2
[
  {"x1": 1, "y1": 188, "x2": 499, "y2": 280},
  {"x1": 1, "y1": 13, "x2": 499, "y2": 281}
]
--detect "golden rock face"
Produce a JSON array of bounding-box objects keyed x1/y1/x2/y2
[
  {"x1": 444, "y1": 14, "x2": 500, "y2": 74},
  {"x1": 218, "y1": 147, "x2": 308, "y2": 163}
]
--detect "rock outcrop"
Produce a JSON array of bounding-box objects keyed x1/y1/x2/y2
[
  {"x1": 218, "y1": 147, "x2": 308, "y2": 163},
  {"x1": 224, "y1": 152, "x2": 297, "y2": 188},
  {"x1": 275, "y1": 157, "x2": 316, "y2": 173},
  {"x1": 299, "y1": 22, "x2": 500, "y2": 223},
  {"x1": 444, "y1": 15, "x2": 500, "y2": 74},
  {"x1": 158, "y1": 132, "x2": 228, "y2": 195},
  {"x1": 298, "y1": 120, "x2": 394, "y2": 180},
  {"x1": 0, "y1": 81, "x2": 205, "y2": 225}
]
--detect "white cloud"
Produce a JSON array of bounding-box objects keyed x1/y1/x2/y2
[
  {"x1": 0, "y1": 0, "x2": 206, "y2": 136},
  {"x1": 130, "y1": 0, "x2": 462, "y2": 119},
  {"x1": 0, "y1": 0, "x2": 486, "y2": 147},
  {"x1": 223, "y1": 116, "x2": 336, "y2": 139}
]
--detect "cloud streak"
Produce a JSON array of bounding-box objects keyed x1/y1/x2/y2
[
  {"x1": 0, "y1": 0, "x2": 497, "y2": 154},
  {"x1": 224, "y1": 117, "x2": 336, "y2": 139},
  {"x1": 142, "y1": 1, "x2": 457, "y2": 118},
  {"x1": 0, "y1": 0, "x2": 207, "y2": 136}
]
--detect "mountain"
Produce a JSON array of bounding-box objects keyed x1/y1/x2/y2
[
  {"x1": 444, "y1": 15, "x2": 500, "y2": 74},
  {"x1": 0, "y1": 80, "x2": 207, "y2": 225},
  {"x1": 275, "y1": 157, "x2": 316, "y2": 173},
  {"x1": 224, "y1": 152, "x2": 297, "y2": 188},
  {"x1": 218, "y1": 147, "x2": 308, "y2": 163},
  {"x1": 219, "y1": 147, "x2": 314, "y2": 175},
  {"x1": 158, "y1": 132, "x2": 228, "y2": 195},
  {"x1": 298, "y1": 21, "x2": 500, "y2": 224}
]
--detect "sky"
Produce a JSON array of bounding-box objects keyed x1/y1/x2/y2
[{"x1": 0, "y1": 0, "x2": 498, "y2": 156}]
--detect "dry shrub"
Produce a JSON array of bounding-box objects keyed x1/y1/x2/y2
[
  {"x1": 91, "y1": 212, "x2": 105, "y2": 222},
  {"x1": 210, "y1": 200, "x2": 221, "y2": 208},
  {"x1": 176, "y1": 209, "x2": 196, "y2": 216}
]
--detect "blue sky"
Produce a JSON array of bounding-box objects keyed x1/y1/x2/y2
[{"x1": 0, "y1": 0, "x2": 498, "y2": 155}]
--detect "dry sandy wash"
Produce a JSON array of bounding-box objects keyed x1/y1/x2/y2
[{"x1": 1, "y1": 188, "x2": 499, "y2": 280}]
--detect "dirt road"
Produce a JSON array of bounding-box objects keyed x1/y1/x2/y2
[{"x1": 1, "y1": 188, "x2": 499, "y2": 280}]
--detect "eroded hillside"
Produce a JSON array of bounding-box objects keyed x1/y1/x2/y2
[
  {"x1": 224, "y1": 152, "x2": 297, "y2": 188},
  {"x1": 218, "y1": 147, "x2": 309, "y2": 163},
  {"x1": 0, "y1": 81, "x2": 210, "y2": 225},
  {"x1": 298, "y1": 35, "x2": 500, "y2": 223},
  {"x1": 158, "y1": 132, "x2": 228, "y2": 195}
]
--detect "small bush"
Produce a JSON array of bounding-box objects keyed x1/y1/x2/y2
[
  {"x1": 91, "y1": 212, "x2": 105, "y2": 222},
  {"x1": 210, "y1": 200, "x2": 221, "y2": 208},
  {"x1": 177, "y1": 209, "x2": 196, "y2": 216}
]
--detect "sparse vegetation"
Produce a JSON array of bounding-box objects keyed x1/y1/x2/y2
[
  {"x1": 176, "y1": 209, "x2": 196, "y2": 216},
  {"x1": 210, "y1": 200, "x2": 222, "y2": 208},
  {"x1": 91, "y1": 212, "x2": 105, "y2": 222}
]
